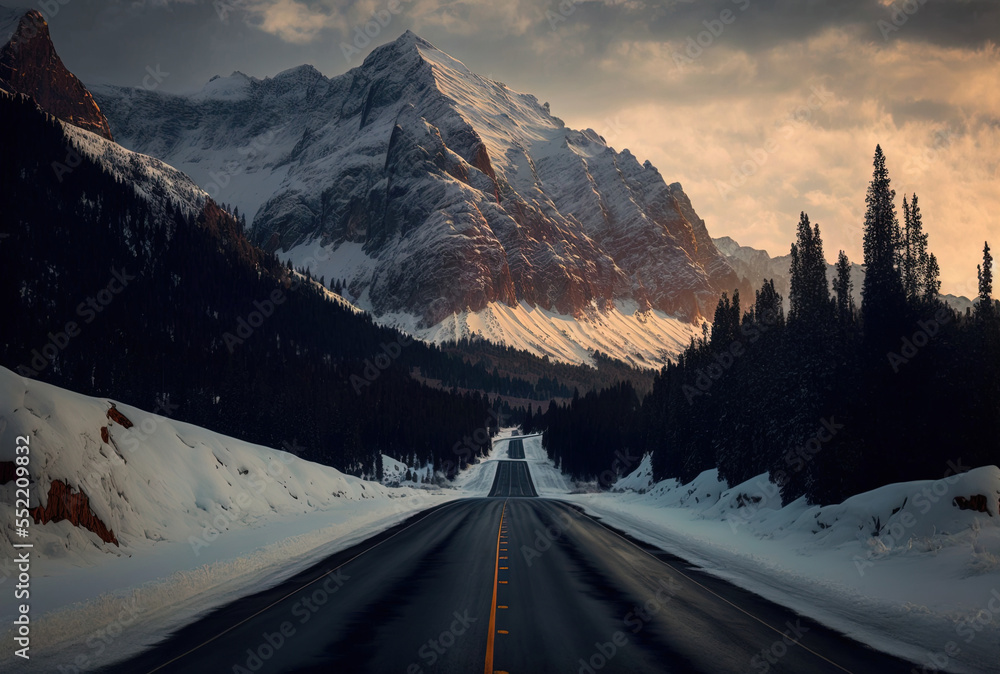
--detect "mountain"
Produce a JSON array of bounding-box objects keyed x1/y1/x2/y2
[
  {"x1": 713, "y1": 235, "x2": 974, "y2": 313},
  {"x1": 1, "y1": 79, "x2": 656, "y2": 482},
  {"x1": 0, "y1": 6, "x2": 113, "y2": 139},
  {"x1": 91, "y1": 31, "x2": 749, "y2": 367}
]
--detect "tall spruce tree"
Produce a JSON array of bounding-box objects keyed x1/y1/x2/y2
[
  {"x1": 924, "y1": 253, "x2": 941, "y2": 300},
  {"x1": 901, "y1": 194, "x2": 929, "y2": 303},
  {"x1": 789, "y1": 212, "x2": 832, "y2": 324},
  {"x1": 834, "y1": 250, "x2": 855, "y2": 324},
  {"x1": 861, "y1": 146, "x2": 905, "y2": 344},
  {"x1": 978, "y1": 241, "x2": 995, "y2": 319}
]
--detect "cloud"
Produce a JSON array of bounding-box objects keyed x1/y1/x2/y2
[
  {"x1": 242, "y1": 0, "x2": 344, "y2": 43},
  {"x1": 560, "y1": 29, "x2": 1000, "y2": 296}
]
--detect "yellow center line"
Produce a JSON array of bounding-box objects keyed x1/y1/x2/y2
[{"x1": 484, "y1": 499, "x2": 508, "y2": 674}]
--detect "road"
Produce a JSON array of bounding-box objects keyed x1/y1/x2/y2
[
  {"x1": 506, "y1": 436, "x2": 526, "y2": 459},
  {"x1": 102, "y1": 446, "x2": 917, "y2": 673},
  {"x1": 488, "y1": 460, "x2": 537, "y2": 497}
]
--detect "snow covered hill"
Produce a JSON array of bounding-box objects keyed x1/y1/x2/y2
[
  {"x1": 585, "y1": 459, "x2": 1000, "y2": 672},
  {"x1": 92, "y1": 31, "x2": 749, "y2": 367},
  {"x1": 0, "y1": 366, "x2": 456, "y2": 670}
]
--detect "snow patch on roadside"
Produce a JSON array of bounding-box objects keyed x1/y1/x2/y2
[
  {"x1": 0, "y1": 367, "x2": 461, "y2": 671},
  {"x1": 569, "y1": 463, "x2": 1000, "y2": 673}
]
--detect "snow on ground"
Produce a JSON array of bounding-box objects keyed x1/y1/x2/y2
[
  {"x1": 565, "y1": 460, "x2": 1000, "y2": 673},
  {"x1": 374, "y1": 299, "x2": 699, "y2": 368},
  {"x1": 0, "y1": 367, "x2": 502, "y2": 671},
  {"x1": 520, "y1": 433, "x2": 573, "y2": 495},
  {"x1": 449, "y1": 428, "x2": 521, "y2": 493}
]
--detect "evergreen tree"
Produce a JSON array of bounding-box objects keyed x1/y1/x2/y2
[
  {"x1": 834, "y1": 251, "x2": 855, "y2": 324},
  {"x1": 901, "y1": 194, "x2": 929, "y2": 303},
  {"x1": 923, "y1": 253, "x2": 941, "y2": 300},
  {"x1": 788, "y1": 212, "x2": 832, "y2": 324},
  {"x1": 861, "y1": 146, "x2": 905, "y2": 344},
  {"x1": 978, "y1": 241, "x2": 995, "y2": 320}
]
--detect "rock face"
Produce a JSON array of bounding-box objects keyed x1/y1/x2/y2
[
  {"x1": 0, "y1": 7, "x2": 113, "y2": 140},
  {"x1": 31, "y1": 479, "x2": 120, "y2": 546},
  {"x1": 93, "y1": 31, "x2": 746, "y2": 336}
]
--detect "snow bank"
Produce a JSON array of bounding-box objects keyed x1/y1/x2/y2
[
  {"x1": 571, "y1": 462, "x2": 1000, "y2": 673},
  {"x1": 0, "y1": 367, "x2": 460, "y2": 670}
]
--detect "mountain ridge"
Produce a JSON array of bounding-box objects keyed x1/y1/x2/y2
[{"x1": 91, "y1": 31, "x2": 750, "y2": 367}]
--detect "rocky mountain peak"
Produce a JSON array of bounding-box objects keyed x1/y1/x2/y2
[{"x1": 0, "y1": 5, "x2": 113, "y2": 140}]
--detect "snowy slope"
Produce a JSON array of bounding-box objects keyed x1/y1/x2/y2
[
  {"x1": 571, "y1": 464, "x2": 1000, "y2": 673},
  {"x1": 0, "y1": 367, "x2": 459, "y2": 670},
  {"x1": 520, "y1": 432, "x2": 573, "y2": 495},
  {"x1": 62, "y1": 122, "x2": 208, "y2": 221},
  {"x1": 92, "y1": 31, "x2": 747, "y2": 367}
]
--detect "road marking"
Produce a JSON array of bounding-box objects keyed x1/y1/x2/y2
[
  {"x1": 572, "y1": 506, "x2": 855, "y2": 674},
  {"x1": 497, "y1": 630, "x2": 509, "y2": 634},
  {"x1": 143, "y1": 500, "x2": 469, "y2": 673},
  {"x1": 484, "y1": 499, "x2": 508, "y2": 674}
]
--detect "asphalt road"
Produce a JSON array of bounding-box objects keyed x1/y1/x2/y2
[
  {"x1": 507, "y1": 436, "x2": 526, "y2": 460},
  {"x1": 102, "y1": 461, "x2": 917, "y2": 674},
  {"x1": 488, "y1": 460, "x2": 538, "y2": 497}
]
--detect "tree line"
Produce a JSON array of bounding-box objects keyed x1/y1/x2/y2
[{"x1": 540, "y1": 146, "x2": 999, "y2": 505}]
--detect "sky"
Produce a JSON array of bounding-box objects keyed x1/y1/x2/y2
[{"x1": 14, "y1": 0, "x2": 1000, "y2": 297}]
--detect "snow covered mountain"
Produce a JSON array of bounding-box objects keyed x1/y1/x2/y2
[
  {"x1": 92, "y1": 31, "x2": 749, "y2": 367},
  {"x1": 0, "y1": 6, "x2": 112, "y2": 139}
]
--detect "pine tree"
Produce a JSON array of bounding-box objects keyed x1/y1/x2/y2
[
  {"x1": 834, "y1": 250, "x2": 855, "y2": 322},
  {"x1": 902, "y1": 194, "x2": 929, "y2": 303},
  {"x1": 861, "y1": 146, "x2": 905, "y2": 343},
  {"x1": 977, "y1": 241, "x2": 994, "y2": 319},
  {"x1": 923, "y1": 253, "x2": 941, "y2": 300},
  {"x1": 788, "y1": 212, "x2": 831, "y2": 324}
]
